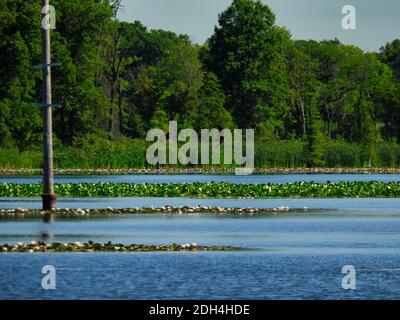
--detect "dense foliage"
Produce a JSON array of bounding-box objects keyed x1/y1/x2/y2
[
  {"x1": 1, "y1": 0, "x2": 400, "y2": 168},
  {"x1": 1, "y1": 181, "x2": 400, "y2": 198}
]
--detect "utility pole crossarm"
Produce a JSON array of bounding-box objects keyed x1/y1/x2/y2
[
  {"x1": 32, "y1": 62, "x2": 62, "y2": 70},
  {"x1": 32, "y1": 103, "x2": 62, "y2": 108}
]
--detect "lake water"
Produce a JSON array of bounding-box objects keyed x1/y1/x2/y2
[
  {"x1": 1, "y1": 174, "x2": 400, "y2": 300},
  {"x1": 1, "y1": 210, "x2": 400, "y2": 300}
]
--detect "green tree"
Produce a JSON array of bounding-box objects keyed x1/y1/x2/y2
[
  {"x1": 285, "y1": 40, "x2": 325, "y2": 167},
  {"x1": 206, "y1": 0, "x2": 288, "y2": 130},
  {"x1": 379, "y1": 39, "x2": 400, "y2": 143},
  {"x1": 380, "y1": 39, "x2": 400, "y2": 82},
  {"x1": 129, "y1": 34, "x2": 206, "y2": 132},
  {"x1": 0, "y1": 0, "x2": 42, "y2": 149},
  {"x1": 50, "y1": 0, "x2": 114, "y2": 145},
  {"x1": 195, "y1": 72, "x2": 235, "y2": 130}
]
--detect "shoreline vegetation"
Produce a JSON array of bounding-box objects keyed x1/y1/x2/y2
[
  {"x1": 1, "y1": 167, "x2": 400, "y2": 176},
  {"x1": 0, "y1": 241, "x2": 242, "y2": 253},
  {"x1": 1, "y1": 141, "x2": 400, "y2": 171},
  {"x1": 2, "y1": 1, "x2": 400, "y2": 172},
  {"x1": 0, "y1": 206, "x2": 295, "y2": 218},
  {"x1": 1, "y1": 181, "x2": 400, "y2": 198}
]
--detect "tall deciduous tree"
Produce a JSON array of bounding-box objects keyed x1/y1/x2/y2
[
  {"x1": 0, "y1": 0, "x2": 42, "y2": 149},
  {"x1": 206, "y1": 0, "x2": 288, "y2": 131},
  {"x1": 380, "y1": 39, "x2": 400, "y2": 82}
]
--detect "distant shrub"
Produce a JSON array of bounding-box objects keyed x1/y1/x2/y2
[
  {"x1": 376, "y1": 142, "x2": 400, "y2": 167},
  {"x1": 255, "y1": 140, "x2": 307, "y2": 168},
  {"x1": 0, "y1": 148, "x2": 42, "y2": 168},
  {"x1": 323, "y1": 141, "x2": 363, "y2": 167},
  {"x1": 54, "y1": 138, "x2": 147, "y2": 169}
]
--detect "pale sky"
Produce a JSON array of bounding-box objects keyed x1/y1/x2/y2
[{"x1": 118, "y1": 0, "x2": 400, "y2": 52}]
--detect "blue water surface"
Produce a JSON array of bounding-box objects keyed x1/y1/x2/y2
[
  {"x1": 1, "y1": 174, "x2": 400, "y2": 300},
  {"x1": 1, "y1": 210, "x2": 400, "y2": 300}
]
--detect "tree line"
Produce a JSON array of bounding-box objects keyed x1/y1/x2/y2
[{"x1": 1, "y1": 0, "x2": 400, "y2": 167}]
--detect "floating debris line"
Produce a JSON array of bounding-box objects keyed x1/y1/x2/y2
[
  {"x1": 0, "y1": 206, "x2": 295, "y2": 218},
  {"x1": 0, "y1": 241, "x2": 243, "y2": 253},
  {"x1": 1, "y1": 167, "x2": 400, "y2": 176}
]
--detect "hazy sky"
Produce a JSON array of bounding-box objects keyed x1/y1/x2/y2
[{"x1": 118, "y1": 0, "x2": 400, "y2": 52}]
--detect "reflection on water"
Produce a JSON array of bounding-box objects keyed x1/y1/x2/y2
[{"x1": 39, "y1": 220, "x2": 54, "y2": 242}]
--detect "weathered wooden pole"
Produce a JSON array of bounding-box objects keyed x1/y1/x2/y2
[{"x1": 41, "y1": 0, "x2": 57, "y2": 211}]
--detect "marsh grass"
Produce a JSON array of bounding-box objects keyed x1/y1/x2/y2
[{"x1": 1, "y1": 140, "x2": 400, "y2": 169}]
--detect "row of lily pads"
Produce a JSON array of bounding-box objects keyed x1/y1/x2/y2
[
  {"x1": 0, "y1": 206, "x2": 293, "y2": 217},
  {"x1": 1, "y1": 167, "x2": 400, "y2": 176},
  {"x1": 0, "y1": 241, "x2": 240, "y2": 253},
  {"x1": 1, "y1": 181, "x2": 400, "y2": 198}
]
